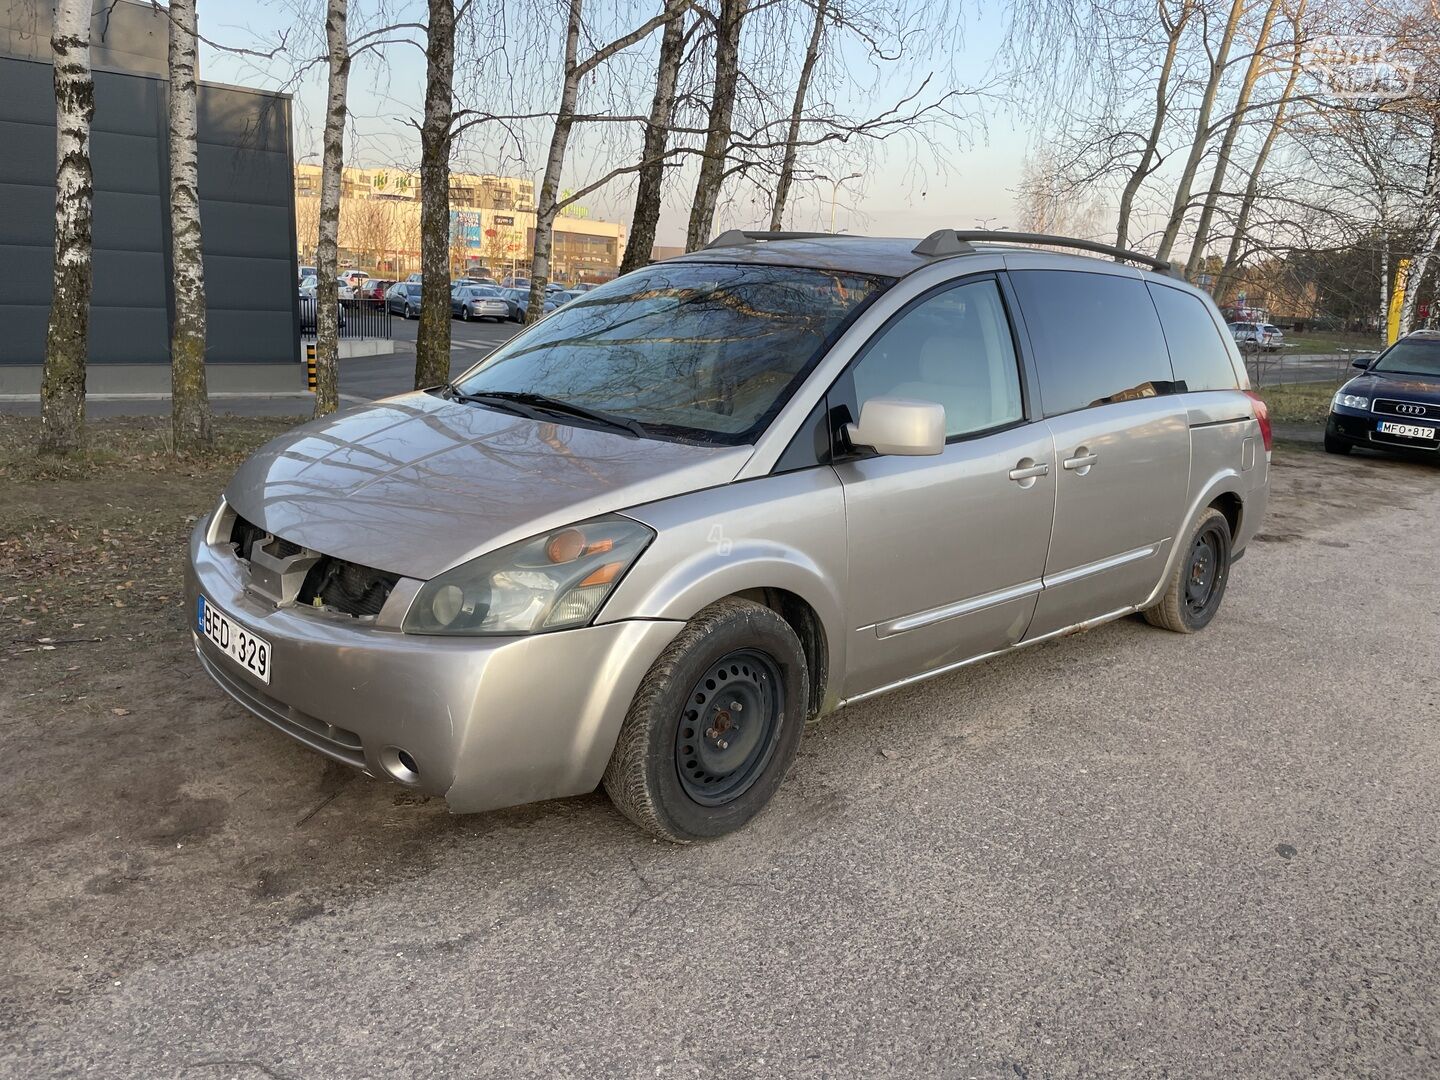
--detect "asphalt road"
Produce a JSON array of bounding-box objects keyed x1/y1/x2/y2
[
  {"x1": 340, "y1": 315, "x2": 519, "y2": 400},
  {"x1": 4, "y1": 442, "x2": 1438, "y2": 1078}
]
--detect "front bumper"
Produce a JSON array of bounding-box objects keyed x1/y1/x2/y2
[
  {"x1": 186, "y1": 516, "x2": 683, "y2": 814},
  {"x1": 1328, "y1": 408, "x2": 1440, "y2": 452}
]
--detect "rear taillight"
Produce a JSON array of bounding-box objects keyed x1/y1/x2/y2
[{"x1": 1245, "y1": 390, "x2": 1273, "y2": 452}]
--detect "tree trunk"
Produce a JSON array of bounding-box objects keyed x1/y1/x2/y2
[
  {"x1": 685, "y1": 0, "x2": 748, "y2": 251},
  {"x1": 1214, "y1": 0, "x2": 1306, "y2": 301},
  {"x1": 1116, "y1": 1, "x2": 1189, "y2": 253},
  {"x1": 620, "y1": 0, "x2": 687, "y2": 274},
  {"x1": 527, "y1": 0, "x2": 583, "y2": 323},
  {"x1": 768, "y1": 0, "x2": 827, "y2": 231},
  {"x1": 1398, "y1": 221, "x2": 1439, "y2": 335},
  {"x1": 39, "y1": 0, "x2": 94, "y2": 455},
  {"x1": 313, "y1": 0, "x2": 349, "y2": 417},
  {"x1": 167, "y1": 0, "x2": 212, "y2": 452},
  {"x1": 1155, "y1": 0, "x2": 1245, "y2": 265},
  {"x1": 415, "y1": 0, "x2": 456, "y2": 387},
  {"x1": 1184, "y1": 0, "x2": 1282, "y2": 279}
]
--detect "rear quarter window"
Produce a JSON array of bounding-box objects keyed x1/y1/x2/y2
[
  {"x1": 1009, "y1": 269, "x2": 1175, "y2": 416},
  {"x1": 1147, "y1": 283, "x2": 1240, "y2": 392}
]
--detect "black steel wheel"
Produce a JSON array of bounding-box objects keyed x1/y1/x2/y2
[
  {"x1": 604, "y1": 598, "x2": 810, "y2": 842},
  {"x1": 674, "y1": 649, "x2": 784, "y2": 807},
  {"x1": 1143, "y1": 506, "x2": 1232, "y2": 634}
]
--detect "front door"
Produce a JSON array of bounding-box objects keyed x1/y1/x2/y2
[{"x1": 832, "y1": 276, "x2": 1056, "y2": 700}]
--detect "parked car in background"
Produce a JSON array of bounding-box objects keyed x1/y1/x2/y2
[
  {"x1": 299, "y1": 274, "x2": 317, "y2": 297},
  {"x1": 341, "y1": 269, "x2": 371, "y2": 288},
  {"x1": 299, "y1": 265, "x2": 316, "y2": 282},
  {"x1": 385, "y1": 281, "x2": 423, "y2": 318},
  {"x1": 190, "y1": 230, "x2": 1269, "y2": 842},
  {"x1": 358, "y1": 278, "x2": 395, "y2": 308},
  {"x1": 451, "y1": 285, "x2": 511, "y2": 322},
  {"x1": 506, "y1": 287, "x2": 561, "y2": 321},
  {"x1": 1228, "y1": 321, "x2": 1280, "y2": 351},
  {"x1": 1326, "y1": 329, "x2": 1440, "y2": 457},
  {"x1": 406, "y1": 273, "x2": 424, "y2": 283},
  {"x1": 298, "y1": 293, "x2": 345, "y2": 333}
]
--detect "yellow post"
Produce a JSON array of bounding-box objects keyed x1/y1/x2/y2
[
  {"x1": 1387, "y1": 259, "x2": 1410, "y2": 345},
  {"x1": 306, "y1": 341, "x2": 317, "y2": 391}
]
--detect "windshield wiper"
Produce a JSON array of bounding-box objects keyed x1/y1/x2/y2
[{"x1": 462, "y1": 390, "x2": 648, "y2": 438}]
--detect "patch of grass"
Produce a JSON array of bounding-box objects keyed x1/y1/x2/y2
[
  {"x1": 1281, "y1": 330, "x2": 1383, "y2": 357},
  {"x1": 0, "y1": 414, "x2": 297, "y2": 482},
  {"x1": 1253, "y1": 381, "x2": 1345, "y2": 424}
]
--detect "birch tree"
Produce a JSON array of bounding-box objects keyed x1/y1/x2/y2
[
  {"x1": 414, "y1": 0, "x2": 456, "y2": 391},
  {"x1": 313, "y1": 0, "x2": 350, "y2": 417},
  {"x1": 1183, "y1": 0, "x2": 1284, "y2": 278},
  {"x1": 39, "y1": 0, "x2": 95, "y2": 455},
  {"x1": 619, "y1": 0, "x2": 689, "y2": 273},
  {"x1": 1115, "y1": 0, "x2": 1193, "y2": 251},
  {"x1": 1154, "y1": 0, "x2": 1246, "y2": 264},
  {"x1": 167, "y1": 0, "x2": 212, "y2": 452},
  {"x1": 685, "y1": 0, "x2": 749, "y2": 250},
  {"x1": 767, "y1": 0, "x2": 827, "y2": 230},
  {"x1": 527, "y1": 0, "x2": 680, "y2": 321}
]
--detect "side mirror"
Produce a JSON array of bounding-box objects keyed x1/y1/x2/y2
[
  {"x1": 845, "y1": 398, "x2": 945, "y2": 457},
  {"x1": 1352, "y1": 356, "x2": 1376, "y2": 369}
]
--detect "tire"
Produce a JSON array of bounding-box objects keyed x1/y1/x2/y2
[
  {"x1": 404, "y1": 304, "x2": 414, "y2": 320},
  {"x1": 460, "y1": 306, "x2": 470, "y2": 321},
  {"x1": 1143, "y1": 507, "x2": 1232, "y2": 634},
  {"x1": 1324, "y1": 432, "x2": 1352, "y2": 455},
  {"x1": 603, "y1": 598, "x2": 810, "y2": 843}
]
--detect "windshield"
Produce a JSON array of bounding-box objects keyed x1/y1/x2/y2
[
  {"x1": 452, "y1": 262, "x2": 888, "y2": 443},
  {"x1": 1373, "y1": 337, "x2": 1440, "y2": 377}
]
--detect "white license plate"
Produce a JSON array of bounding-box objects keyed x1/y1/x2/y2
[
  {"x1": 1378, "y1": 420, "x2": 1437, "y2": 440},
  {"x1": 197, "y1": 595, "x2": 272, "y2": 684}
]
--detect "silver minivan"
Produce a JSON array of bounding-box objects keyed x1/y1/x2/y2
[{"x1": 188, "y1": 231, "x2": 1271, "y2": 841}]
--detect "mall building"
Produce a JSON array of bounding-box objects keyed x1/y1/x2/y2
[{"x1": 293, "y1": 164, "x2": 627, "y2": 285}]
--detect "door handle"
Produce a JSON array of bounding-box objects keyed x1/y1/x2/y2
[
  {"x1": 1063, "y1": 451, "x2": 1099, "y2": 471},
  {"x1": 1008, "y1": 460, "x2": 1049, "y2": 483}
]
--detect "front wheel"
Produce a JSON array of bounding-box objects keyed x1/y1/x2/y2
[
  {"x1": 603, "y1": 598, "x2": 810, "y2": 842},
  {"x1": 1324, "y1": 432, "x2": 1352, "y2": 455},
  {"x1": 460, "y1": 306, "x2": 470, "y2": 321},
  {"x1": 1143, "y1": 507, "x2": 1232, "y2": 634}
]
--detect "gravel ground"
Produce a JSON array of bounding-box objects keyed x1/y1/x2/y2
[{"x1": 2, "y1": 441, "x2": 1438, "y2": 1079}]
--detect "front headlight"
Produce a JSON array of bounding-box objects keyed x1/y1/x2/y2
[
  {"x1": 402, "y1": 515, "x2": 654, "y2": 636},
  {"x1": 1333, "y1": 392, "x2": 1370, "y2": 411}
]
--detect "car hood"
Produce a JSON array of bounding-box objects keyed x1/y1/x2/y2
[
  {"x1": 224, "y1": 391, "x2": 751, "y2": 579},
  {"x1": 1345, "y1": 369, "x2": 1440, "y2": 404}
]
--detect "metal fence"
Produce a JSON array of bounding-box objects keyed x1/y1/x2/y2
[{"x1": 299, "y1": 296, "x2": 393, "y2": 340}]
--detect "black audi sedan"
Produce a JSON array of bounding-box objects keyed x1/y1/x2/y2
[{"x1": 1326, "y1": 330, "x2": 1440, "y2": 457}]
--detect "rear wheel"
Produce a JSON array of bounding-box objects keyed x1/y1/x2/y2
[
  {"x1": 1324, "y1": 432, "x2": 1352, "y2": 455},
  {"x1": 603, "y1": 598, "x2": 810, "y2": 842},
  {"x1": 1143, "y1": 507, "x2": 1232, "y2": 634}
]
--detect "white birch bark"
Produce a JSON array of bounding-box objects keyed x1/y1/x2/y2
[
  {"x1": 414, "y1": 0, "x2": 455, "y2": 388},
  {"x1": 1155, "y1": 0, "x2": 1245, "y2": 265},
  {"x1": 313, "y1": 0, "x2": 350, "y2": 417},
  {"x1": 167, "y1": 0, "x2": 212, "y2": 451},
  {"x1": 39, "y1": 0, "x2": 94, "y2": 454}
]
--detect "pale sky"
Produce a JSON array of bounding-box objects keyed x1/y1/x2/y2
[{"x1": 199, "y1": 0, "x2": 1033, "y2": 248}]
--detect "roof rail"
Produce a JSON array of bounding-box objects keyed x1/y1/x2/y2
[
  {"x1": 912, "y1": 229, "x2": 1173, "y2": 274},
  {"x1": 705, "y1": 229, "x2": 837, "y2": 249}
]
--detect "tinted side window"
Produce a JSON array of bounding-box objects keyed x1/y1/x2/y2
[
  {"x1": 1009, "y1": 270, "x2": 1175, "y2": 416},
  {"x1": 847, "y1": 278, "x2": 1023, "y2": 438},
  {"x1": 1147, "y1": 284, "x2": 1239, "y2": 392}
]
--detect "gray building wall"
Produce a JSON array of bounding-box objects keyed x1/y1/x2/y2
[{"x1": 0, "y1": 0, "x2": 299, "y2": 377}]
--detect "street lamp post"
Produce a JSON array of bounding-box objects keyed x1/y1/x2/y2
[{"x1": 817, "y1": 172, "x2": 863, "y2": 232}]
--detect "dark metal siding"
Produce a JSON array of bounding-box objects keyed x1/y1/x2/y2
[{"x1": 0, "y1": 55, "x2": 298, "y2": 366}]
